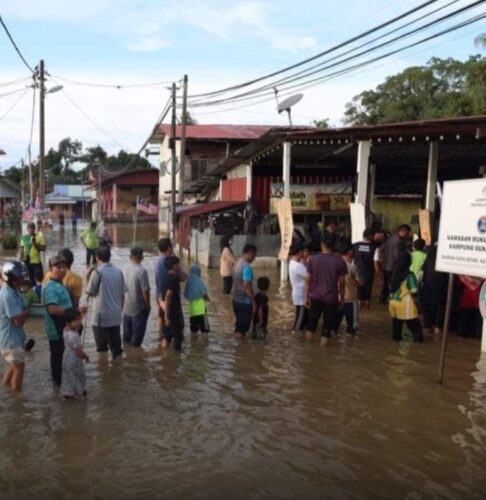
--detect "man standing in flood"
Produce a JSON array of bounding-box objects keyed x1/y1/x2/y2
[
  {"x1": 305, "y1": 234, "x2": 347, "y2": 346},
  {"x1": 19, "y1": 222, "x2": 46, "y2": 282},
  {"x1": 231, "y1": 244, "x2": 257, "y2": 339}
]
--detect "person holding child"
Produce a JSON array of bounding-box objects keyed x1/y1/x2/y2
[{"x1": 60, "y1": 308, "x2": 89, "y2": 399}]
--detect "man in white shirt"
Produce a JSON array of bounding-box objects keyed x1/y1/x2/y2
[{"x1": 288, "y1": 245, "x2": 308, "y2": 332}]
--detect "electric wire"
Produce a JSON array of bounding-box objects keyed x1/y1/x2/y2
[
  {"x1": 0, "y1": 75, "x2": 31, "y2": 88},
  {"x1": 189, "y1": 0, "x2": 464, "y2": 106},
  {"x1": 26, "y1": 85, "x2": 36, "y2": 164},
  {"x1": 0, "y1": 15, "x2": 35, "y2": 73},
  {"x1": 51, "y1": 74, "x2": 173, "y2": 89},
  {"x1": 187, "y1": 0, "x2": 441, "y2": 99},
  {"x1": 51, "y1": 80, "x2": 130, "y2": 151},
  {"x1": 0, "y1": 87, "x2": 29, "y2": 121},
  {"x1": 0, "y1": 86, "x2": 31, "y2": 99},
  {"x1": 98, "y1": 96, "x2": 171, "y2": 177},
  {"x1": 187, "y1": 2, "x2": 486, "y2": 108},
  {"x1": 184, "y1": 11, "x2": 486, "y2": 115}
]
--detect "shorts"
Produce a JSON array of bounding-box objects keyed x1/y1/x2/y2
[
  {"x1": 1, "y1": 347, "x2": 26, "y2": 365},
  {"x1": 357, "y1": 281, "x2": 373, "y2": 301},
  {"x1": 92, "y1": 325, "x2": 123, "y2": 358},
  {"x1": 233, "y1": 301, "x2": 253, "y2": 335},
  {"x1": 307, "y1": 299, "x2": 340, "y2": 338},
  {"x1": 190, "y1": 314, "x2": 210, "y2": 333},
  {"x1": 163, "y1": 324, "x2": 184, "y2": 351}
]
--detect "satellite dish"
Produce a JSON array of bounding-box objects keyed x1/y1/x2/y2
[
  {"x1": 277, "y1": 93, "x2": 303, "y2": 114},
  {"x1": 273, "y1": 88, "x2": 303, "y2": 126}
]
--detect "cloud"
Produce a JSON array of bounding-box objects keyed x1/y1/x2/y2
[{"x1": 126, "y1": 36, "x2": 171, "y2": 52}]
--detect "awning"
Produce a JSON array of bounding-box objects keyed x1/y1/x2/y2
[{"x1": 177, "y1": 201, "x2": 246, "y2": 217}]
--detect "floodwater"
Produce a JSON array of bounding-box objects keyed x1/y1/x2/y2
[{"x1": 1, "y1": 222, "x2": 486, "y2": 499}]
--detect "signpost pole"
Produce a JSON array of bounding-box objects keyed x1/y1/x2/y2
[
  {"x1": 280, "y1": 142, "x2": 292, "y2": 283},
  {"x1": 438, "y1": 273, "x2": 455, "y2": 384}
]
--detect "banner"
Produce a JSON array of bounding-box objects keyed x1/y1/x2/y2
[
  {"x1": 136, "y1": 200, "x2": 158, "y2": 215},
  {"x1": 276, "y1": 197, "x2": 294, "y2": 261},
  {"x1": 436, "y1": 179, "x2": 486, "y2": 278},
  {"x1": 270, "y1": 183, "x2": 351, "y2": 213},
  {"x1": 419, "y1": 209, "x2": 432, "y2": 246},
  {"x1": 350, "y1": 202, "x2": 366, "y2": 244}
]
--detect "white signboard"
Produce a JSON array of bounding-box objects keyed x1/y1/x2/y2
[
  {"x1": 436, "y1": 179, "x2": 486, "y2": 278},
  {"x1": 350, "y1": 202, "x2": 366, "y2": 244}
]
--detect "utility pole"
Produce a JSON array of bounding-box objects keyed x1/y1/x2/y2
[
  {"x1": 170, "y1": 82, "x2": 177, "y2": 242},
  {"x1": 38, "y1": 59, "x2": 45, "y2": 209},
  {"x1": 178, "y1": 75, "x2": 188, "y2": 204},
  {"x1": 97, "y1": 161, "x2": 102, "y2": 223}
]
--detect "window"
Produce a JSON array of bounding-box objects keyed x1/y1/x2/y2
[{"x1": 191, "y1": 159, "x2": 208, "y2": 181}]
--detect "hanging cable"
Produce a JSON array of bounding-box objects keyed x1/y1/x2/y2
[
  {"x1": 26, "y1": 85, "x2": 36, "y2": 162},
  {"x1": 188, "y1": 2, "x2": 486, "y2": 108},
  {"x1": 187, "y1": 0, "x2": 441, "y2": 99},
  {"x1": 0, "y1": 15, "x2": 35, "y2": 73},
  {"x1": 0, "y1": 87, "x2": 29, "y2": 121},
  {"x1": 50, "y1": 74, "x2": 173, "y2": 89},
  {"x1": 0, "y1": 86, "x2": 31, "y2": 99},
  {"x1": 0, "y1": 75, "x2": 31, "y2": 88}
]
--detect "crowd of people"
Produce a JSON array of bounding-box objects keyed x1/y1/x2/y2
[{"x1": 0, "y1": 220, "x2": 483, "y2": 397}]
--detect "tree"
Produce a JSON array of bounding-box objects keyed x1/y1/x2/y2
[
  {"x1": 313, "y1": 118, "x2": 330, "y2": 129},
  {"x1": 344, "y1": 56, "x2": 486, "y2": 125}
]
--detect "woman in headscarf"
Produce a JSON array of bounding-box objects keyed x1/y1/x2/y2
[
  {"x1": 219, "y1": 235, "x2": 236, "y2": 295},
  {"x1": 388, "y1": 253, "x2": 423, "y2": 342},
  {"x1": 184, "y1": 264, "x2": 210, "y2": 335}
]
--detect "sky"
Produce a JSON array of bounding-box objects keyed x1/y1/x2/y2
[{"x1": 0, "y1": 0, "x2": 484, "y2": 168}]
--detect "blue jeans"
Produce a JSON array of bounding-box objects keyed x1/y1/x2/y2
[
  {"x1": 123, "y1": 310, "x2": 150, "y2": 347},
  {"x1": 232, "y1": 301, "x2": 253, "y2": 335}
]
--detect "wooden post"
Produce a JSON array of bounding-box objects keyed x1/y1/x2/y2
[
  {"x1": 281, "y1": 142, "x2": 291, "y2": 283},
  {"x1": 425, "y1": 142, "x2": 439, "y2": 211},
  {"x1": 438, "y1": 273, "x2": 454, "y2": 384},
  {"x1": 355, "y1": 140, "x2": 371, "y2": 206}
]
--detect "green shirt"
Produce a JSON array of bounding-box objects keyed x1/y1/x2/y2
[
  {"x1": 81, "y1": 228, "x2": 98, "y2": 249},
  {"x1": 410, "y1": 250, "x2": 427, "y2": 278},
  {"x1": 42, "y1": 279, "x2": 73, "y2": 340},
  {"x1": 189, "y1": 297, "x2": 206, "y2": 317}
]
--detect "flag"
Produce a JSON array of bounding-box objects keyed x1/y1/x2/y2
[
  {"x1": 136, "y1": 199, "x2": 158, "y2": 215},
  {"x1": 22, "y1": 205, "x2": 35, "y2": 222}
]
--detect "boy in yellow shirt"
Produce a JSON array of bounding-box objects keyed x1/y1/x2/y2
[{"x1": 19, "y1": 222, "x2": 46, "y2": 282}]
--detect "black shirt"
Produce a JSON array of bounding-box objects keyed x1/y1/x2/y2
[
  {"x1": 352, "y1": 241, "x2": 375, "y2": 283},
  {"x1": 253, "y1": 292, "x2": 269, "y2": 329},
  {"x1": 163, "y1": 274, "x2": 184, "y2": 328}
]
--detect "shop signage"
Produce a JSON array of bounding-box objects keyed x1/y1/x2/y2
[
  {"x1": 436, "y1": 179, "x2": 486, "y2": 279},
  {"x1": 270, "y1": 183, "x2": 351, "y2": 213}
]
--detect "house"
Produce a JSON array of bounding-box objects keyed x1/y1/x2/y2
[
  {"x1": 0, "y1": 176, "x2": 20, "y2": 220},
  {"x1": 45, "y1": 184, "x2": 92, "y2": 219},
  {"x1": 149, "y1": 124, "x2": 277, "y2": 234},
  {"x1": 90, "y1": 169, "x2": 159, "y2": 221}
]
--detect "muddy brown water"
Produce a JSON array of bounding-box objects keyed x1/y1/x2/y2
[{"x1": 1, "y1": 222, "x2": 486, "y2": 499}]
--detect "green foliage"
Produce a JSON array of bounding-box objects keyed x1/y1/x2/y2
[
  {"x1": 313, "y1": 118, "x2": 330, "y2": 129},
  {"x1": 344, "y1": 56, "x2": 486, "y2": 125},
  {"x1": 2, "y1": 233, "x2": 19, "y2": 249}
]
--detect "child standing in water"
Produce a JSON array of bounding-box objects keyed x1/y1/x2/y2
[
  {"x1": 60, "y1": 308, "x2": 89, "y2": 399},
  {"x1": 252, "y1": 277, "x2": 270, "y2": 339},
  {"x1": 184, "y1": 264, "x2": 210, "y2": 336},
  {"x1": 340, "y1": 245, "x2": 362, "y2": 336}
]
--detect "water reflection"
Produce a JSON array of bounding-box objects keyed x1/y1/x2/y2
[{"x1": 0, "y1": 222, "x2": 485, "y2": 498}]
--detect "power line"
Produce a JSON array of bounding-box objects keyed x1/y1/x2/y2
[
  {"x1": 51, "y1": 74, "x2": 174, "y2": 90},
  {"x1": 98, "y1": 96, "x2": 172, "y2": 178},
  {"x1": 0, "y1": 87, "x2": 29, "y2": 121},
  {"x1": 187, "y1": 0, "x2": 441, "y2": 99},
  {"x1": 0, "y1": 86, "x2": 31, "y2": 99},
  {"x1": 0, "y1": 75, "x2": 31, "y2": 88},
  {"x1": 184, "y1": 11, "x2": 486, "y2": 115},
  {"x1": 26, "y1": 85, "x2": 36, "y2": 160},
  {"x1": 52, "y1": 82, "x2": 130, "y2": 151},
  {"x1": 188, "y1": 1, "x2": 485, "y2": 108},
  {"x1": 0, "y1": 15, "x2": 35, "y2": 73}
]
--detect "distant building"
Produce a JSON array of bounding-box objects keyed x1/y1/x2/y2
[
  {"x1": 149, "y1": 124, "x2": 275, "y2": 234},
  {"x1": 0, "y1": 176, "x2": 20, "y2": 219},
  {"x1": 45, "y1": 184, "x2": 92, "y2": 219},
  {"x1": 89, "y1": 169, "x2": 159, "y2": 221}
]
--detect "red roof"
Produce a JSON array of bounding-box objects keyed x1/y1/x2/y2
[
  {"x1": 158, "y1": 124, "x2": 273, "y2": 141},
  {"x1": 177, "y1": 201, "x2": 245, "y2": 217}
]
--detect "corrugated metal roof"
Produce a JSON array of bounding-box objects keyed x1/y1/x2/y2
[
  {"x1": 53, "y1": 184, "x2": 90, "y2": 200},
  {"x1": 157, "y1": 124, "x2": 274, "y2": 141},
  {"x1": 177, "y1": 201, "x2": 245, "y2": 217}
]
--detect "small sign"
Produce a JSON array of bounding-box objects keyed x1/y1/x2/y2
[
  {"x1": 436, "y1": 179, "x2": 486, "y2": 279},
  {"x1": 419, "y1": 209, "x2": 432, "y2": 246},
  {"x1": 276, "y1": 197, "x2": 294, "y2": 261}
]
